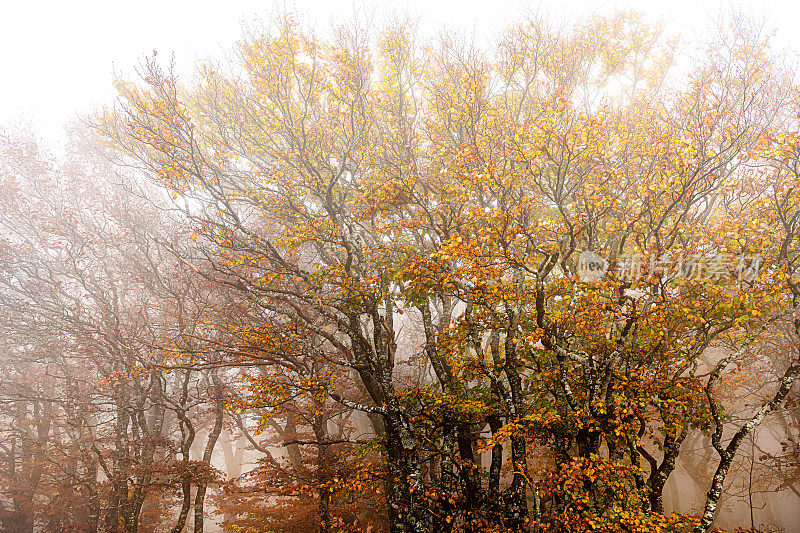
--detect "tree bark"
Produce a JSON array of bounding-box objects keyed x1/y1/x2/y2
[
  {"x1": 193, "y1": 373, "x2": 225, "y2": 533},
  {"x1": 695, "y1": 356, "x2": 800, "y2": 533}
]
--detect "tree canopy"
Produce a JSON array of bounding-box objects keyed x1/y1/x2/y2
[{"x1": 2, "y1": 9, "x2": 800, "y2": 533}]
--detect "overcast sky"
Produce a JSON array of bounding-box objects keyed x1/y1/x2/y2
[{"x1": 1, "y1": 0, "x2": 798, "y2": 144}]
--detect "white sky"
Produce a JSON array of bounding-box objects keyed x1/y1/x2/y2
[{"x1": 1, "y1": 0, "x2": 798, "y2": 144}]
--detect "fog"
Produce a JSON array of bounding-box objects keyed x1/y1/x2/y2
[{"x1": 1, "y1": 2, "x2": 800, "y2": 532}]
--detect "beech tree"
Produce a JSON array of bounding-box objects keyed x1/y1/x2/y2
[
  {"x1": 99, "y1": 10, "x2": 800, "y2": 533},
  {"x1": 0, "y1": 126, "x2": 226, "y2": 532},
  {"x1": 1, "y1": 8, "x2": 799, "y2": 533}
]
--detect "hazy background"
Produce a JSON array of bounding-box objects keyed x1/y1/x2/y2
[{"x1": 2, "y1": 0, "x2": 800, "y2": 146}]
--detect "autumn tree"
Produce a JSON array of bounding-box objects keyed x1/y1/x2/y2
[
  {"x1": 0, "y1": 125, "x2": 228, "y2": 532},
  {"x1": 81, "y1": 8, "x2": 800, "y2": 533}
]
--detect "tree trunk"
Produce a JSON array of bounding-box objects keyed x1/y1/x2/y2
[
  {"x1": 193, "y1": 375, "x2": 225, "y2": 533},
  {"x1": 383, "y1": 406, "x2": 428, "y2": 533},
  {"x1": 648, "y1": 431, "x2": 686, "y2": 513},
  {"x1": 695, "y1": 356, "x2": 800, "y2": 533}
]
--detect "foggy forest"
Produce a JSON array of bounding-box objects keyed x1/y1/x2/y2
[{"x1": 1, "y1": 4, "x2": 800, "y2": 533}]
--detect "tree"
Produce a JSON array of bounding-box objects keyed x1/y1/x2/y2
[
  {"x1": 0, "y1": 125, "x2": 226, "y2": 532},
  {"x1": 101, "y1": 10, "x2": 800, "y2": 532},
  {"x1": 1, "y1": 8, "x2": 797, "y2": 533}
]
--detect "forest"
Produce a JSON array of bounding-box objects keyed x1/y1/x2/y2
[{"x1": 1, "y1": 8, "x2": 799, "y2": 533}]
